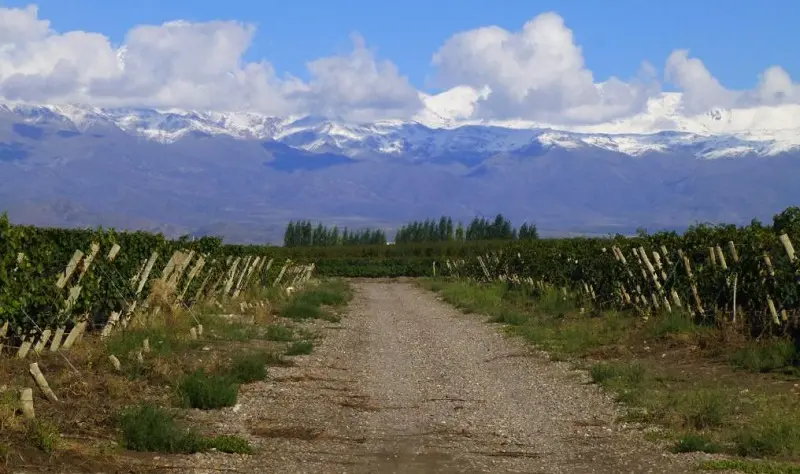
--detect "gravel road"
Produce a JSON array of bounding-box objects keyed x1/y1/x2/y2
[{"x1": 170, "y1": 281, "x2": 702, "y2": 473}]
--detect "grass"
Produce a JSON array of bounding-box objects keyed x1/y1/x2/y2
[
  {"x1": 285, "y1": 340, "x2": 314, "y2": 356},
  {"x1": 673, "y1": 434, "x2": 724, "y2": 454},
  {"x1": 177, "y1": 369, "x2": 239, "y2": 410},
  {"x1": 226, "y1": 352, "x2": 270, "y2": 383},
  {"x1": 118, "y1": 403, "x2": 252, "y2": 454},
  {"x1": 422, "y1": 278, "x2": 800, "y2": 464},
  {"x1": 264, "y1": 324, "x2": 294, "y2": 341},
  {"x1": 26, "y1": 420, "x2": 60, "y2": 454},
  {"x1": 730, "y1": 339, "x2": 798, "y2": 373},
  {"x1": 699, "y1": 459, "x2": 800, "y2": 473}
]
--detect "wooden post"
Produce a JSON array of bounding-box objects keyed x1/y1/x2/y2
[
  {"x1": 779, "y1": 234, "x2": 796, "y2": 263},
  {"x1": 56, "y1": 250, "x2": 84, "y2": 289}
]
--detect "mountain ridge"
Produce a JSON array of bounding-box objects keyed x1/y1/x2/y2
[{"x1": 0, "y1": 94, "x2": 799, "y2": 244}]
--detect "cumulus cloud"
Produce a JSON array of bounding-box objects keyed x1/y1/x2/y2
[
  {"x1": 665, "y1": 49, "x2": 800, "y2": 113},
  {"x1": 431, "y1": 12, "x2": 659, "y2": 124},
  {"x1": 1, "y1": 5, "x2": 799, "y2": 124},
  {"x1": 0, "y1": 5, "x2": 419, "y2": 121}
]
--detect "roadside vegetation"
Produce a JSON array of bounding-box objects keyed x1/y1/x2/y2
[
  {"x1": 422, "y1": 279, "x2": 800, "y2": 473},
  {"x1": 0, "y1": 278, "x2": 352, "y2": 472}
]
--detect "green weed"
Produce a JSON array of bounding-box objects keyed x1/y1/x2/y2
[
  {"x1": 177, "y1": 369, "x2": 238, "y2": 410},
  {"x1": 672, "y1": 434, "x2": 724, "y2": 453},
  {"x1": 731, "y1": 339, "x2": 798, "y2": 373},
  {"x1": 227, "y1": 353, "x2": 269, "y2": 384},
  {"x1": 26, "y1": 420, "x2": 60, "y2": 454},
  {"x1": 264, "y1": 324, "x2": 294, "y2": 341},
  {"x1": 285, "y1": 340, "x2": 314, "y2": 356}
]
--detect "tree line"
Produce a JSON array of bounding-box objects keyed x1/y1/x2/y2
[
  {"x1": 283, "y1": 220, "x2": 387, "y2": 247},
  {"x1": 283, "y1": 214, "x2": 538, "y2": 247}
]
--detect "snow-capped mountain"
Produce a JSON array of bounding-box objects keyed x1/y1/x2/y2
[
  {"x1": 0, "y1": 92, "x2": 799, "y2": 243},
  {"x1": 2, "y1": 92, "x2": 800, "y2": 160}
]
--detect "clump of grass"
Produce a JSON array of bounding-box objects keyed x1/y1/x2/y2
[
  {"x1": 734, "y1": 411, "x2": 800, "y2": 458},
  {"x1": 26, "y1": 420, "x2": 60, "y2": 454},
  {"x1": 264, "y1": 324, "x2": 294, "y2": 341},
  {"x1": 589, "y1": 361, "x2": 647, "y2": 386},
  {"x1": 646, "y1": 310, "x2": 697, "y2": 339},
  {"x1": 672, "y1": 434, "x2": 723, "y2": 453},
  {"x1": 285, "y1": 340, "x2": 314, "y2": 356},
  {"x1": 280, "y1": 301, "x2": 324, "y2": 320},
  {"x1": 118, "y1": 403, "x2": 206, "y2": 453},
  {"x1": 208, "y1": 434, "x2": 254, "y2": 454},
  {"x1": 227, "y1": 353, "x2": 269, "y2": 384},
  {"x1": 488, "y1": 309, "x2": 529, "y2": 325},
  {"x1": 295, "y1": 279, "x2": 352, "y2": 307},
  {"x1": 118, "y1": 404, "x2": 254, "y2": 454},
  {"x1": 699, "y1": 459, "x2": 800, "y2": 473},
  {"x1": 730, "y1": 339, "x2": 798, "y2": 373},
  {"x1": 680, "y1": 389, "x2": 731, "y2": 430},
  {"x1": 177, "y1": 369, "x2": 238, "y2": 410},
  {"x1": 106, "y1": 328, "x2": 182, "y2": 360}
]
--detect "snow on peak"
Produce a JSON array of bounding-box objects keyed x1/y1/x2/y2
[{"x1": 2, "y1": 91, "x2": 800, "y2": 159}]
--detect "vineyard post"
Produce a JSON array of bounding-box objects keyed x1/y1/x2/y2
[
  {"x1": 178, "y1": 255, "x2": 206, "y2": 302},
  {"x1": 240, "y1": 256, "x2": 264, "y2": 294},
  {"x1": 728, "y1": 241, "x2": 740, "y2": 322},
  {"x1": 232, "y1": 256, "x2": 258, "y2": 298},
  {"x1": 192, "y1": 273, "x2": 214, "y2": 304},
  {"x1": 779, "y1": 234, "x2": 796, "y2": 263},
  {"x1": 0, "y1": 321, "x2": 7, "y2": 354},
  {"x1": 123, "y1": 251, "x2": 159, "y2": 328},
  {"x1": 223, "y1": 257, "x2": 242, "y2": 294},
  {"x1": 761, "y1": 248, "x2": 783, "y2": 325},
  {"x1": 273, "y1": 260, "x2": 291, "y2": 287}
]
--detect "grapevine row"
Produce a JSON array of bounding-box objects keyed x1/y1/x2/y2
[
  {"x1": 0, "y1": 215, "x2": 313, "y2": 357},
  {"x1": 443, "y1": 221, "x2": 800, "y2": 335}
]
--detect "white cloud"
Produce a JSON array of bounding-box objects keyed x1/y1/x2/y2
[
  {"x1": 0, "y1": 5, "x2": 798, "y2": 124},
  {"x1": 665, "y1": 49, "x2": 800, "y2": 114},
  {"x1": 0, "y1": 5, "x2": 419, "y2": 121},
  {"x1": 430, "y1": 12, "x2": 658, "y2": 124}
]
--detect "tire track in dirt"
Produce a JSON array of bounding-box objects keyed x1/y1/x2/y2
[{"x1": 162, "y1": 281, "x2": 703, "y2": 473}]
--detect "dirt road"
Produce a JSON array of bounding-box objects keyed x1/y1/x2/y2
[{"x1": 169, "y1": 281, "x2": 700, "y2": 473}]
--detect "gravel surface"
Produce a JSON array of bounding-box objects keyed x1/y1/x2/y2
[{"x1": 157, "y1": 281, "x2": 707, "y2": 473}]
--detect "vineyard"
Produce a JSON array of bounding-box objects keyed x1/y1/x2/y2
[
  {"x1": 0, "y1": 214, "x2": 313, "y2": 357},
  {"x1": 441, "y1": 212, "x2": 800, "y2": 337},
  {"x1": 3, "y1": 207, "x2": 800, "y2": 352}
]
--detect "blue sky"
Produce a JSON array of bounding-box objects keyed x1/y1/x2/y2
[{"x1": 7, "y1": 0, "x2": 799, "y2": 91}]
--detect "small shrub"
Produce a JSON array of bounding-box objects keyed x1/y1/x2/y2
[
  {"x1": 178, "y1": 370, "x2": 238, "y2": 409},
  {"x1": 734, "y1": 412, "x2": 800, "y2": 458},
  {"x1": 730, "y1": 339, "x2": 797, "y2": 373},
  {"x1": 681, "y1": 389, "x2": 730, "y2": 430},
  {"x1": 646, "y1": 310, "x2": 696, "y2": 339},
  {"x1": 264, "y1": 324, "x2": 294, "y2": 341},
  {"x1": 295, "y1": 280, "x2": 352, "y2": 307},
  {"x1": 285, "y1": 340, "x2": 314, "y2": 356},
  {"x1": 26, "y1": 420, "x2": 60, "y2": 454},
  {"x1": 281, "y1": 301, "x2": 324, "y2": 320},
  {"x1": 227, "y1": 353, "x2": 269, "y2": 384},
  {"x1": 488, "y1": 309, "x2": 528, "y2": 325},
  {"x1": 118, "y1": 403, "x2": 206, "y2": 453},
  {"x1": 672, "y1": 434, "x2": 723, "y2": 453},
  {"x1": 209, "y1": 435, "x2": 254, "y2": 454}
]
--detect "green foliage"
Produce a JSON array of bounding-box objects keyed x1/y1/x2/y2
[
  {"x1": 226, "y1": 353, "x2": 270, "y2": 383},
  {"x1": 0, "y1": 213, "x2": 282, "y2": 344},
  {"x1": 285, "y1": 340, "x2": 314, "y2": 355},
  {"x1": 264, "y1": 324, "x2": 294, "y2": 341},
  {"x1": 177, "y1": 370, "x2": 239, "y2": 410},
  {"x1": 284, "y1": 220, "x2": 386, "y2": 247},
  {"x1": 26, "y1": 420, "x2": 60, "y2": 454},
  {"x1": 731, "y1": 339, "x2": 798, "y2": 373},
  {"x1": 673, "y1": 434, "x2": 723, "y2": 453},
  {"x1": 117, "y1": 403, "x2": 253, "y2": 454}
]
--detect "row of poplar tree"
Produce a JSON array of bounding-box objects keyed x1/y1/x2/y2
[
  {"x1": 283, "y1": 221, "x2": 387, "y2": 247},
  {"x1": 283, "y1": 214, "x2": 538, "y2": 247}
]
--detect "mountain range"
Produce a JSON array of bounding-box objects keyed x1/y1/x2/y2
[{"x1": 1, "y1": 90, "x2": 799, "y2": 243}]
